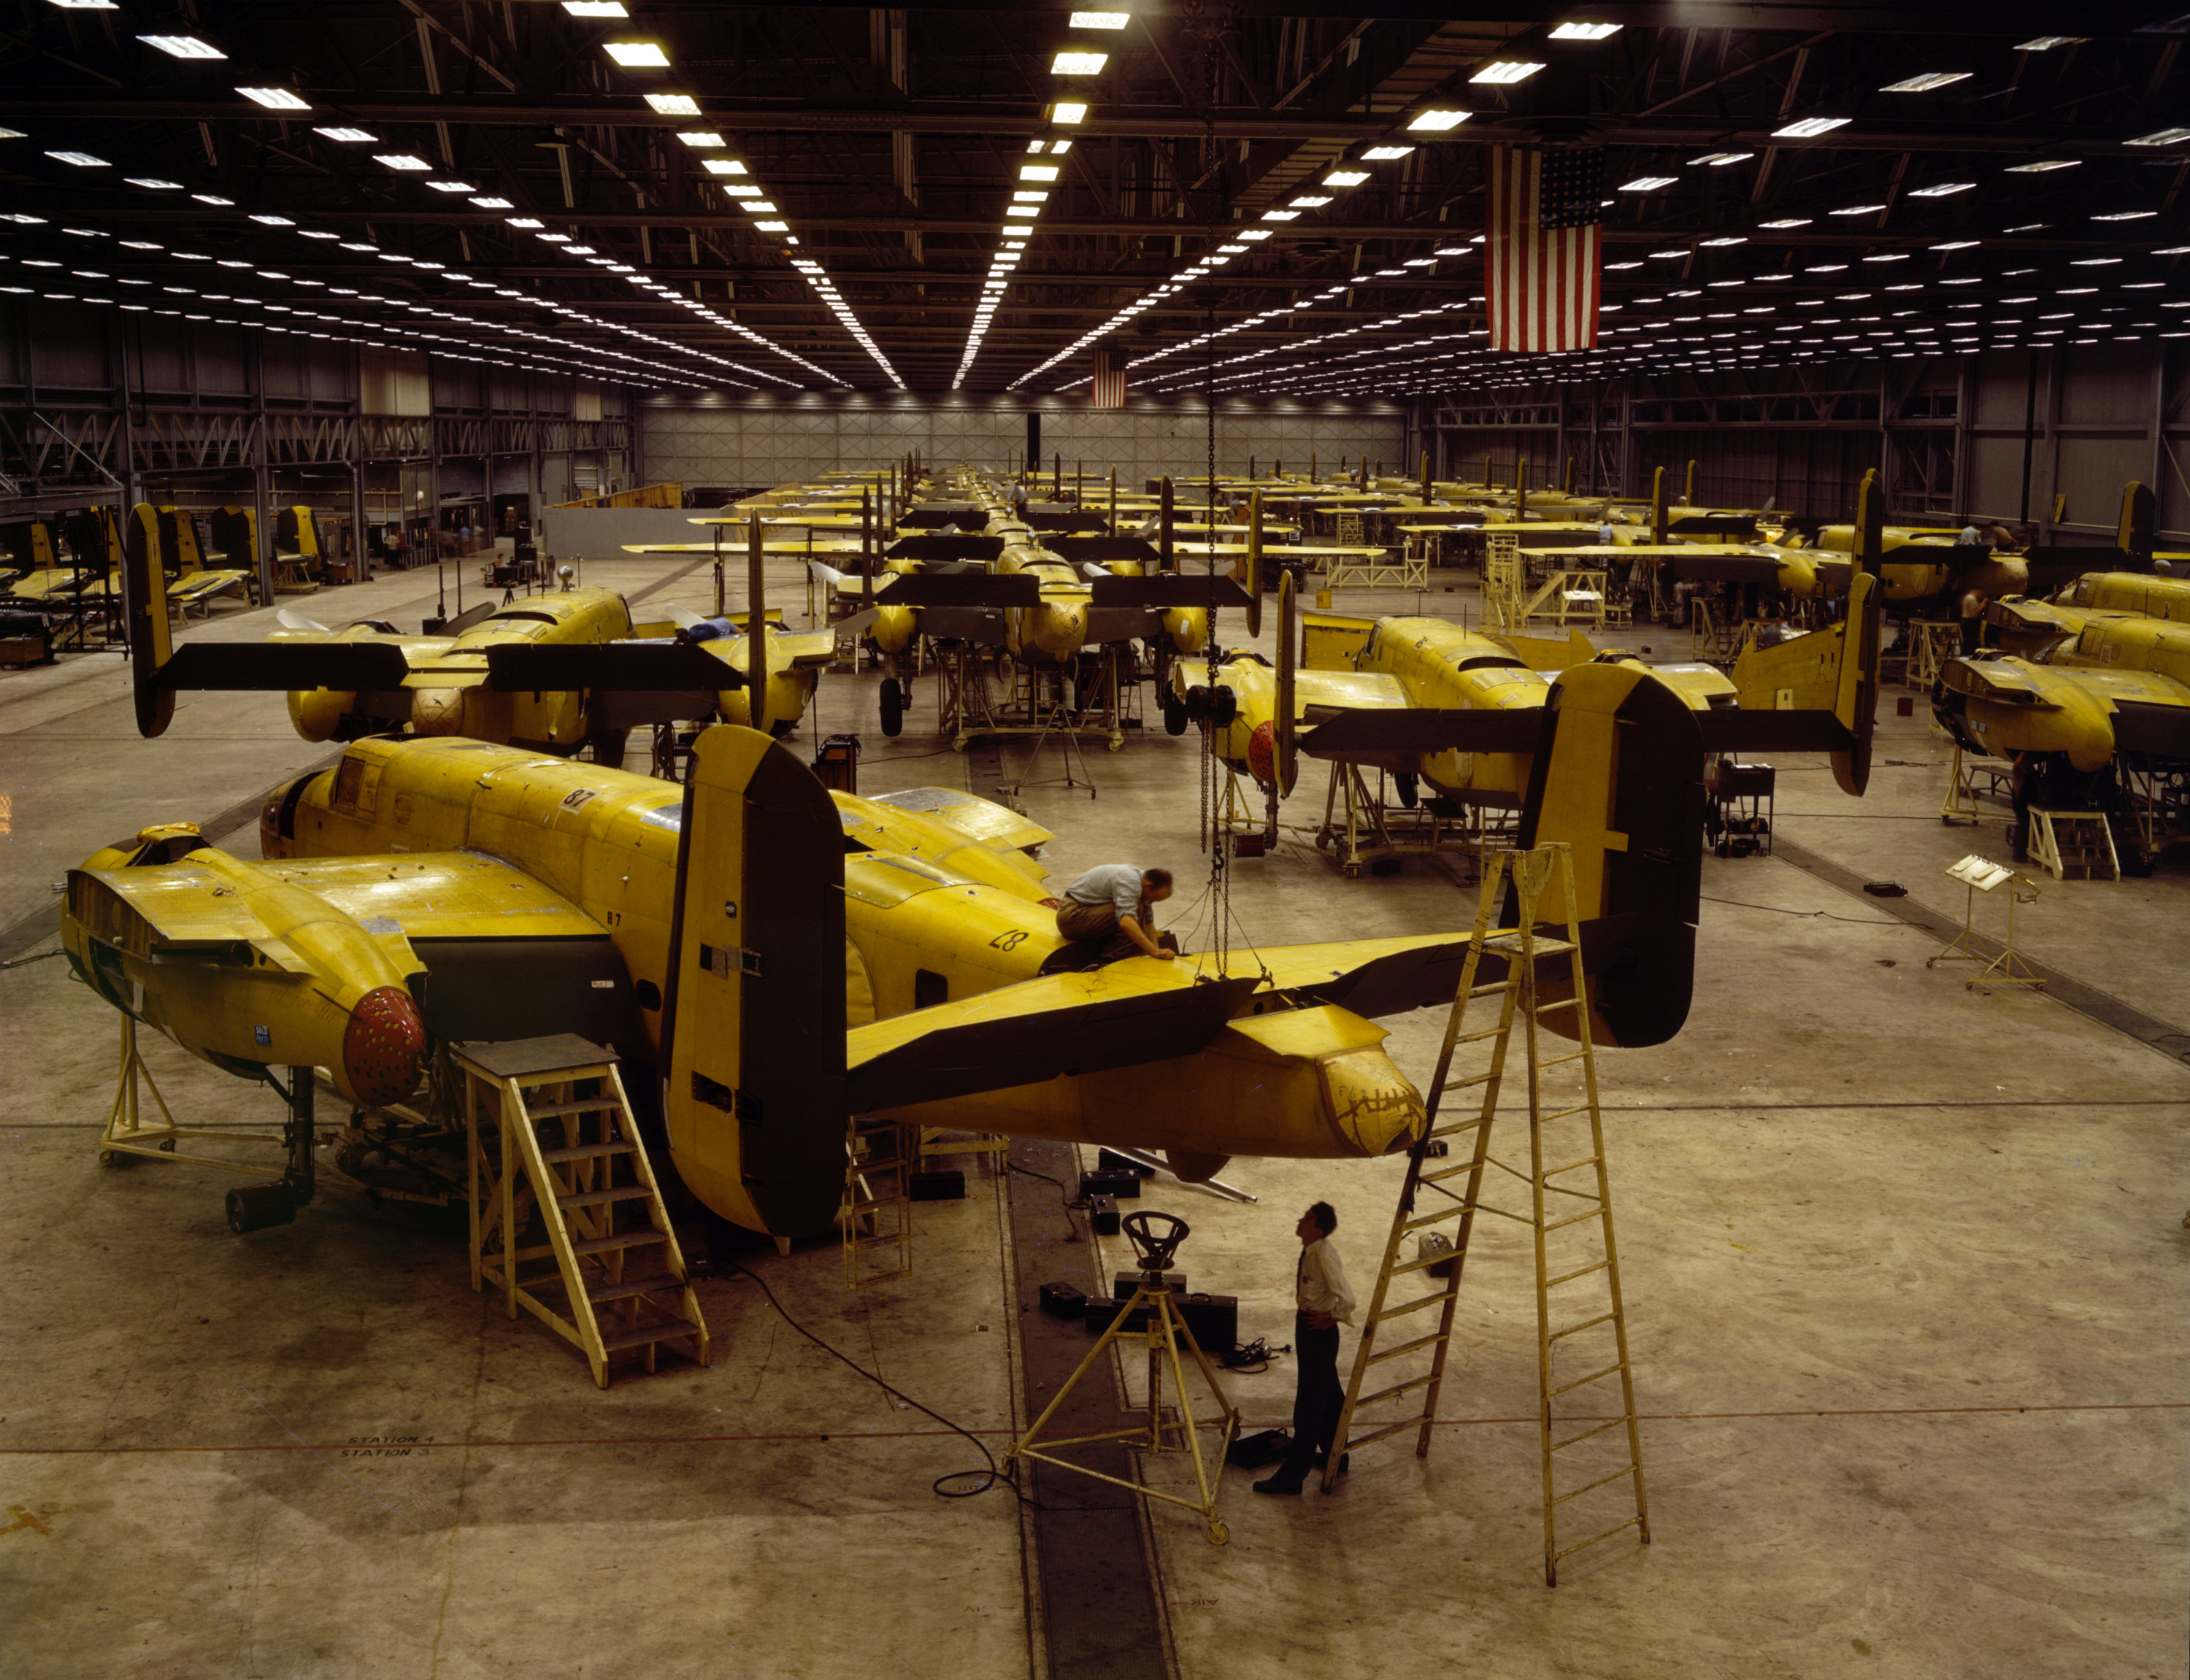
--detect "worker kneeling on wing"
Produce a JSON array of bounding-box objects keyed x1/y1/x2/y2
[{"x1": 1054, "y1": 864, "x2": 1178, "y2": 963}]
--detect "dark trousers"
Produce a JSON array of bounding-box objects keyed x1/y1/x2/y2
[{"x1": 1279, "y1": 1314, "x2": 1342, "y2": 1479}]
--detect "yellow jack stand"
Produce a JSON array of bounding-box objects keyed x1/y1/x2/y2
[
  {"x1": 99, "y1": 1014, "x2": 289, "y2": 1174},
  {"x1": 1004, "y1": 1211, "x2": 1240, "y2": 1545}
]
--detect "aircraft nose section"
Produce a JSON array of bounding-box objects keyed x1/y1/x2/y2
[
  {"x1": 1038, "y1": 602, "x2": 1087, "y2": 660},
  {"x1": 411, "y1": 687, "x2": 464, "y2": 734},
  {"x1": 343, "y1": 985, "x2": 427, "y2": 1105},
  {"x1": 1322, "y1": 1047, "x2": 1426, "y2": 1156}
]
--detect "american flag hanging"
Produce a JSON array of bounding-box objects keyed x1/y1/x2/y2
[
  {"x1": 1484, "y1": 144, "x2": 1604, "y2": 353},
  {"x1": 1091, "y1": 343, "x2": 1128, "y2": 409}
]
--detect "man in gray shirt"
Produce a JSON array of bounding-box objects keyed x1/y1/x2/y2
[{"x1": 1054, "y1": 865, "x2": 1176, "y2": 963}]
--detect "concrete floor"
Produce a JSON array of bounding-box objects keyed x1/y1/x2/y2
[{"x1": 1, "y1": 545, "x2": 2183, "y2": 1679}]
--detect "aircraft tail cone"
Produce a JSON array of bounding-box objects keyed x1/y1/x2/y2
[{"x1": 343, "y1": 985, "x2": 428, "y2": 1106}]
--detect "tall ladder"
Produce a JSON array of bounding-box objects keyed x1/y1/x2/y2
[
  {"x1": 842, "y1": 1116, "x2": 915, "y2": 1287},
  {"x1": 1322, "y1": 844, "x2": 1650, "y2": 1585},
  {"x1": 460, "y1": 1034, "x2": 710, "y2": 1389}
]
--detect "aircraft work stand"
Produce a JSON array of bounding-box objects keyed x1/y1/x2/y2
[
  {"x1": 460, "y1": 1035, "x2": 709, "y2": 1389},
  {"x1": 1324, "y1": 844, "x2": 1650, "y2": 1586},
  {"x1": 1314, "y1": 761, "x2": 1518, "y2": 879},
  {"x1": 935, "y1": 641, "x2": 1140, "y2": 755}
]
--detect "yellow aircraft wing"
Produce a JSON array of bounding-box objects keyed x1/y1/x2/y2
[{"x1": 1294, "y1": 668, "x2": 1411, "y2": 716}]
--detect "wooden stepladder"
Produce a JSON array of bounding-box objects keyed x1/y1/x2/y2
[
  {"x1": 842, "y1": 1117, "x2": 915, "y2": 1288},
  {"x1": 1323, "y1": 844, "x2": 1650, "y2": 1585},
  {"x1": 459, "y1": 1035, "x2": 709, "y2": 1388}
]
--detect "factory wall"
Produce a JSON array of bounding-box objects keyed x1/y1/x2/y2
[
  {"x1": 1432, "y1": 342, "x2": 2189, "y2": 542},
  {"x1": 634, "y1": 392, "x2": 1410, "y2": 496}
]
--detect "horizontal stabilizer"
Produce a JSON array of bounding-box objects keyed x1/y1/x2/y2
[
  {"x1": 1300, "y1": 706, "x2": 1548, "y2": 760},
  {"x1": 1692, "y1": 709, "x2": 1853, "y2": 753},
  {"x1": 156, "y1": 641, "x2": 411, "y2": 692},
  {"x1": 846, "y1": 974, "x2": 1260, "y2": 1111},
  {"x1": 875, "y1": 572, "x2": 1042, "y2": 607},
  {"x1": 885, "y1": 535, "x2": 1005, "y2": 564},
  {"x1": 1088, "y1": 574, "x2": 1256, "y2": 611},
  {"x1": 484, "y1": 642, "x2": 742, "y2": 691}
]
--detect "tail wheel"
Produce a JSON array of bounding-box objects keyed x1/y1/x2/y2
[
  {"x1": 879, "y1": 677, "x2": 904, "y2": 737},
  {"x1": 1394, "y1": 772, "x2": 1419, "y2": 809}
]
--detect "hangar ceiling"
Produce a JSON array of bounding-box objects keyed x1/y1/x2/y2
[{"x1": 2, "y1": 1, "x2": 2186, "y2": 400}]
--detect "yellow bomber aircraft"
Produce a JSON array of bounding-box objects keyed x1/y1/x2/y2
[
  {"x1": 63, "y1": 592, "x2": 1836, "y2": 1236},
  {"x1": 120, "y1": 515, "x2": 829, "y2": 756},
  {"x1": 1934, "y1": 569, "x2": 2190, "y2": 870}
]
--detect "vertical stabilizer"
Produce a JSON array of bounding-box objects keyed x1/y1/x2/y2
[
  {"x1": 658, "y1": 725, "x2": 846, "y2": 1236},
  {"x1": 120, "y1": 501, "x2": 176, "y2": 739},
  {"x1": 1650, "y1": 466, "x2": 1668, "y2": 544},
  {"x1": 2118, "y1": 481, "x2": 2154, "y2": 562}
]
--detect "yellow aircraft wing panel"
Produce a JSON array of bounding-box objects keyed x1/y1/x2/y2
[
  {"x1": 259, "y1": 852, "x2": 608, "y2": 940},
  {"x1": 620, "y1": 542, "x2": 864, "y2": 555},
  {"x1": 861, "y1": 786, "x2": 1056, "y2": 853},
  {"x1": 76, "y1": 861, "x2": 280, "y2": 945},
  {"x1": 1295, "y1": 669, "x2": 1411, "y2": 714},
  {"x1": 773, "y1": 630, "x2": 840, "y2": 668},
  {"x1": 1184, "y1": 933, "x2": 1470, "y2": 1010}
]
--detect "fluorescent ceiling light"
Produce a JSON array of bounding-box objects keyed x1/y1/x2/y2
[
  {"x1": 1002, "y1": 223, "x2": 1034, "y2": 236},
  {"x1": 702, "y1": 158, "x2": 748, "y2": 175},
  {"x1": 48, "y1": 1, "x2": 118, "y2": 8},
  {"x1": 1361, "y1": 145, "x2": 1413, "y2": 161},
  {"x1": 604, "y1": 42, "x2": 670, "y2": 67},
  {"x1": 2128, "y1": 128, "x2": 2190, "y2": 147},
  {"x1": 1830, "y1": 203, "x2": 1886, "y2": 215},
  {"x1": 315, "y1": 127, "x2": 376, "y2": 145},
  {"x1": 723, "y1": 184, "x2": 761, "y2": 198},
  {"x1": 742, "y1": 201, "x2": 777, "y2": 214},
  {"x1": 2004, "y1": 158, "x2": 2078, "y2": 174},
  {"x1": 563, "y1": 1, "x2": 628, "y2": 14},
  {"x1": 1407, "y1": 109, "x2": 1470, "y2": 132},
  {"x1": 1620, "y1": 176, "x2": 1677, "y2": 191},
  {"x1": 1909, "y1": 182, "x2": 1975, "y2": 198},
  {"x1": 1262, "y1": 209, "x2": 1299, "y2": 220},
  {"x1": 2015, "y1": 36, "x2": 2086, "y2": 50},
  {"x1": 2094, "y1": 209, "x2": 2156, "y2": 220},
  {"x1": 139, "y1": 34, "x2": 224, "y2": 58},
  {"x1": 1052, "y1": 52, "x2": 1108, "y2": 74},
  {"x1": 1773, "y1": 116, "x2": 1849, "y2": 139},
  {"x1": 537, "y1": 233, "x2": 571, "y2": 243},
  {"x1": 1549, "y1": 22, "x2": 1621, "y2": 39},
  {"x1": 679, "y1": 131, "x2": 726, "y2": 150},
  {"x1": 754, "y1": 220, "x2": 788, "y2": 233},
  {"x1": 249, "y1": 213, "x2": 294, "y2": 226},
  {"x1": 1240, "y1": 228, "x2": 1272, "y2": 241},
  {"x1": 1051, "y1": 101, "x2": 1088, "y2": 124},
  {"x1": 238, "y1": 87, "x2": 310, "y2": 109},
  {"x1": 1470, "y1": 61, "x2": 1542, "y2": 85},
  {"x1": 1690, "y1": 152, "x2": 1753, "y2": 166},
  {"x1": 126, "y1": 177, "x2": 183, "y2": 190},
  {"x1": 470, "y1": 196, "x2": 513, "y2": 209},
  {"x1": 1290, "y1": 195, "x2": 1332, "y2": 207},
  {"x1": 645, "y1": 93, "x2": 701, "y2": 116},
  {"x1": 1699, "y1": 236, "x2": 1745, "y2": 247},
  {"x1": 507, "y1": 216, "x2": 544, "y2": 228},
  {"x1": 377, "y1": 153, "x2": 432, "y2": 172},
  {"x1": 1931, "y1": 240, "x2": 1980, "y2": 250},
  {"x1": 45, "y1": 150, "x2": 107, "y2": 167},
  {"x1": 427, "y1": 180, "x2": 475, "y2": 193},
  {"x1": 1880, "y1": 72, "x2": 1972, "y2": 92},
  {"x1": 1050, "y1": 139, "x2": 1072, "y2": 155},
  {"x1": 1757, "y1": 217, "x2": 1811, "y2": 229},
  {"x1": 1020, "y1": 163, "x2": 1060, "y2": 182},
  {"x1": 1011, "y1": 190, "x2": 1048, "y2": 202},
  {"x1": 1324, "y1": 170, "x2": 1369, "y2": 188},
  {"x1": 1069, "y1": 10, "x2": 1129, "y2": 26},
  {"x1": 1604, "y1": 260, "x2": 1643, "y2": 269}
]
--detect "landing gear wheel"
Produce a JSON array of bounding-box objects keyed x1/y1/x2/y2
[
  {"x1": 1394, "y1": 772, "x2": 1419, "y2": 809},
  {"x1": 879, "y1": 678, "x2": 904, "y2": 737},
  {"x1": 1162, "y1": 695, "x2": 1188, "y2": 736},
  {"x1": 226, "y1": 1183, "x2": 299, "y2": 1235}
]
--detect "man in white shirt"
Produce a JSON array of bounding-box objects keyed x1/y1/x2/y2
[
  {"x1": 1054, "y1": 865, "x2": 1176, "y2": 963},
  {"x1": 1255, "y1": 1201, "x2": 1356, "y2": 1495}
]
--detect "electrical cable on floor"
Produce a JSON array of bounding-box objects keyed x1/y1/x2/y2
[
  {"x1": 0, "y1": 945, "x2": 63, "y2": 971},
  {"x1": 1699, "y1": 893, "x2": 1911, "y2": 928},
  {"x1": 724, "y1": 1260, "x2": 1054, "y2": 1509},
  {"x1": 1006, "y1": 1161, "x2": 1083, "y2": 1243}
]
